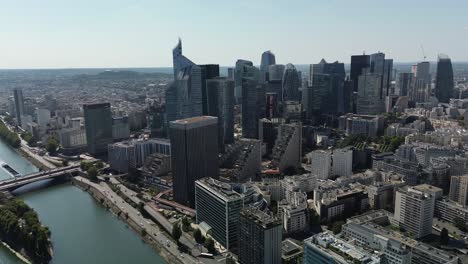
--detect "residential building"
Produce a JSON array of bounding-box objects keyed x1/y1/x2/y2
[{"x1": 449, "y1": 175, "x2": 468, "y2": 206}]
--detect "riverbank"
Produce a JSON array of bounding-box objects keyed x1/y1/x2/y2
[
  {"x1": 1, "y1": 241, "x2": 31, "y2": 264},
  {"x1": 15, "y1": 147, "x2": 52, "y2": 171},
  {"x1": 71, "y1": 177, "x2": 186, "y2": 264}
]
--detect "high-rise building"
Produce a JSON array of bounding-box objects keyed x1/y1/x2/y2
[
  {"x1": 242, "y1": 78, "x2": 265, "y2": 139},
  {"x1": 83, "y1": 103, "x2": 113, "y2": 156},
  {"x1": 268, "y1": 64, "x2": 285, "y2": 82},
  {"x1": 357, "y1": 70, "x2": 385, "y2": 115},
  {"x1": 396, "y1": 72, "x2": 413, "y2": 96},
  {"x1": 383, "y1": 59, "x2": 393, "y2": 96},
  {"x1": 199, "y1": 64, "x2": 220, "y2": 115},
  {"x1": 172, "y1": 38, "x2": 195, "y2": 79},
  {"x1": 310, "y1": 150, "x2": 332, "y2": 179},
  {"x1": 265, "y1": 92, "x2": 279, "y2": 119},
  {"x1": 435, "y1": 54, "x2": 454, "y2": 103},
  {"x1": 111, "y1": 116, "x2": 130, "y2": 141},
  {"x1": 238, "y1": 207, "x2": 282, "y2": 264},
  {"x1": 234, "y1": 59, "x2": 255, "y2": 102},
  {"x1": 170, "y1": 116, "x2": 219, "y2": 207},
  {"x1": 260, "y1": 50, "x2": 276, "y2": 81},
  {"x1": 282, "y1": 64, "x2": 301, "y2": 102},
  {"x1": 206, "y1": 77, "x2": 235, "y2": 152},
  {"x1": 174, "y1": 65, "x2": 203, "y2": 119},
  {"x1": 195, "y1": 178, "x2": 243, "y2": 251},
  {"x1": 449, "y1": 175, "x2": 468, "y2": 206},
  {"x1": 350, "y1": 55, "x2": 370, "y2": 92},
  {"x1": 165, "y1": 82, "x2": 178, "y2": 126},
  {"x1": 332, "y1": 148, "x2": 353, "y2": 177},
  {"x1": 394, "y1": 185, "x2": 435, "y2": 239},
  {"x1": 409, "y1": 62, "x2": 431, "y2": 103},
  {"x1": 13, "y1": 88, "x2": 25, "y2": 126}
]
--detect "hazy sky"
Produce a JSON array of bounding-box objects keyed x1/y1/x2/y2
[{"x1": 1, "y1": 0, "x2": 467, "y2": 69}]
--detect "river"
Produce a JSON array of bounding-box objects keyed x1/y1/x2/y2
[{"x1": 0, "y1": 140, "x2": 166, "y2": 264}]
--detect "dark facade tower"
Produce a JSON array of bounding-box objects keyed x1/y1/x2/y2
[
  {"x1": 282, "y1": 63, "x2": 301, "y2": 102},
  {"x1": 200, "y1": 64, "x2": 220, "y2": 115},
  {"x1": 435, "y1": 54, "x2": 454, "y2": 103},
  {"x1": 206, "y1": 77, "x2": 235, "y2": 152},
  {"x1": 260, "y1": 51, "x2": 276, "y2": 82},
  {"x1": 13, "y1": 88, "x2": 25, "y2": 126},
  {"x1": 242, "y1": 79, "x2": 266, "y2": 139},
  {"x1": 170, "y1": 116, "x2": 219, "y2": 207},
  {"x1": 83, "y1": 103, "x2": 113, "y2": 156},
  {"x1": 350, "y1": 55, "x2": 370, "y2": 92},
  {"x1": 265, "y1": 92, "x2": 279, "y2": 119}
]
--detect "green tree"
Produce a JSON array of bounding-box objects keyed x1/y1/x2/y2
[
  {"x1": 226, "y1": 256, "x2": 236, "y2": 264},
  {"x1": 80, "y1": 161, "x2": 91, "y2": 171},
  {"x1": 141, "y1": 228, "x2": 147, "y2": 237},
  {"x1": 454, "y1": 217, "x2": 467, "y2": 232},
  {"x1": 87, "y1": 166, "x2": 98, "y2": 181},
  {"x1": 181, "y1": 216, "x2": 191, "y2": 232},
  {"x1": 172, "y1": 222, "x2": 182, "y2": 243},
  {"x1": 331, "y1": 221, "x2": 345, "y2": 234},
  {"x1": 45, "y1": 137, "x2": 58, "y2": 154},
  {"x1": 62, "y1": 159, "x2": 69, "y2": 166},
  {"x1": 204, "y1": 237, "x2": 216, "y2": 254},
  {"x1": 440, "y1": 227, "x2": 449, "y2": 245},
  {"x1": 194, "y1": 228, "x2": 204, "y2": 244},
  {"x1": 95, "y1": 161, "x2": 104, "y2": 169}
]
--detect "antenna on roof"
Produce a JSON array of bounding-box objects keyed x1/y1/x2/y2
[{"x1": 420, "y1": 44, "x2": 427, "y2": 61}]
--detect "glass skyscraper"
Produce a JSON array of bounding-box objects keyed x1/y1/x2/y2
[
  {"x1": 435, "y1": 54, "x2": 454, "y2": 103},
  {"x1": 83, "y1": 103, "x2": 113, "y2": 155},
  {"x1": 282, "y1": 63, "x2": 301, "y2": 102}
]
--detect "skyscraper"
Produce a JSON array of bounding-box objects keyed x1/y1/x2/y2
[
  {"x1": 234, "y1": 59, "x2": 255, "y2": 102},
  {"x1": 435, "y1": 54, "x2": 454, "y2": 103},
  {"x1": 199, "y1": 64, "x2": 220, "y2": 115},
  {"x1": 265, "y1": 92, "x2": 279, "y2": 119},
  {"x1": 238, "y1": 207, "x2": 282, "y2": 264},
  {"x1": 409, "y1": 62, "x2": 431, "y2": 102},
  {"x1": 383, "y1": 59, "x2": 393, "y2": 96},
  {"x1": 172, "y1": 38, "x2": 195, "y2": 79},
  {"x1": 268, "y1": 64, "x2": 285, "y2": 81},
  {"x1": 350, "y1": 55, "x2": 370, "y2": 92},
  {"x1": 83, "y1": 103, "x2": 113, "y2": 156},
  {"x1": 170, "y1": 116, "x2": 219, "y2": 207},
  {"x1": 357, "y1": 69, "x2": 385, "y2": 115},
  {"x1": 242, "y1": 78, "x2": 265, "y2": 139},
  {"x1": 13, "y1": 88, "x2": 25, "y2": 127},
  {"x1": 195, "y1": 177, "x2": 243, "y2": 251},
  {"x1": 206, "y1": 77, "x2": 235, "y2": 152},
  {"x1": 260, "y1": 51, "x2": 276, "y2": 81},
  {"x1": 396, "y1": 72, "x2": 413, "y2": 96},
  {"x1": 174, "y1": 65, "x2": 203, "y2": 119},
  {"x1": 282, "y1": 63, "x2": 301, "y2": 102}
]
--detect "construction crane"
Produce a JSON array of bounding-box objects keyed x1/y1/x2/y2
[{"x1": 420, "y1": 44, "x2": 427, "y2": 61}]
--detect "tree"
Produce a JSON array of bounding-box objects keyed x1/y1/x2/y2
[
  {"x1": 80, "y1": 161, "x2": 91, "y2": 171},
  {"x1": 194, "y1": 228, "x2": 204, "y2": 244},
  {"x1": 454, "y1": 217, "x2": 467, "y2": 232},
  {"x1": 181, "y1": 216, "x2": 191, "y2": 232},
  {"x1": 45, "y1": 137, "x2": 58, "y2": 154},
  {"x1": 62, "y1": 159, "x2": 69, "y2": 166},
  {"x1": 331, "y1": 221, "x2": 345, "y2": 235},
  {"x1": 95, "y1": 161, "x2": 104, "y2": 169},
  {"x1": 226, "y1": 256, "x2": 236, "y2": 264},
  {"x1": 87, "y1": 166, "x2": 98, "y2": 181},
  {"x1": 440, "y1": 227, "x2": 449, "y2": 245},
  {"x1": 172, "y1": 222, "x2": 182, "y2": 243},
  {"x1": 204, "y1": 237, "x2": 216, "y2": 254}
]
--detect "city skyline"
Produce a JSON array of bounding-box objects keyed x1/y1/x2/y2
[{"x1": 1, "y1": 0, "x2": 467, "y2": 69}]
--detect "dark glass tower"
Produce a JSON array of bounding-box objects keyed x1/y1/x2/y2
[
  {"x1": 435, "y1": 54, "x2": 454, "y2": 103},
  {"x1": 83, "y1": 103, "x2": 113, "y2": 156},
  {"x1": 350, "y1": 55, "x2": 370, "y2": 92},
  {"x1": 170, "y1": 116, "x2": 219, "y2": 207},
  {"x1": 282, "y1": 63, "x2": 301, "y2": 102},
  {"x1": 206, "y1": 77, "x2": 235, "y2": 152},
  {"x1": 242, "y1": 79, "x2": 266, "y2": 139},
  {"x1": 200, "y1": 64, "x2": 220, "y2": 115}
]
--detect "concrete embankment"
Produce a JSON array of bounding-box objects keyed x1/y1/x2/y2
[
  {"x1": 15, "y1": 147, "x2": 53, "y2": 171},
  {"x1": 71, "y1": 178, "x2": 183, "y2": 264}
]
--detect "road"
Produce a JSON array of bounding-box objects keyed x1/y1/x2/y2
[{"x1": 75, "y1": 177, "x2": 199, "y2": 264}]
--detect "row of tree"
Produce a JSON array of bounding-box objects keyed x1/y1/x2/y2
[
  {"x1": 0, "y1": 121, "x2": 20, "y2": 148},
  {"x1": 0, "y1": 199, "x2": 52, "y2": 263}
]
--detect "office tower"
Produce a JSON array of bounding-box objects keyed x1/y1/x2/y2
[
  {"x1": 111, "y1": 116, "x2": 130, "y2": 141},
  {"x1": 148, "y1": 105, "x2": 166, "y2": 138},
  {"x1": 370, "y1": 52, "x2": 385, "y2": 76},
  {"x1": 310, "y1": 150, "x2": 332, "y2": 179},
  {"x1": 265, "y1": 92, "x2": 279, "y2": 118},
  {"x1": 165, "y1": 82, "x2": 177, "y2": 125},
  {"x1": 260, "y1": 50, "x2": 276, "y2": 81},
  {"x1": 170, "y1": 116, "x2": 219, "y2": 207},
  {"x1": 241, "y1": 78, "x2": 265, "y2": 139},
  {"x1": 394, "y1": 185, "x2": 435, "y2": 239},
  {"x1": 435, "y1": 54, "x2": 454, "y2": 103},
  {"x1": 195, "y1": 178, "x2": 244, "y2": 251},
  {"x1": 449, "y1": 175, "x2": 468, "y2": 206},
  {"x1": 199, "y1": 64, "x2": 220, "y2": 115},
  {"x1": 238, "y1": 208, "x2": 282, "y2": 264},
  {"x1": 172, "y1": 38, "x2": 195, "y2": 79},
  {"x1": 357, "y1": 69, "x2": 385, "y2": 115},
  {"x1": 234, "y1": 59, "x2": 254, "y2": 102},
  {"x1": 282, "y1": 63, "x2": 301, "y2": 102},
  {"x1": 350, "y1": 55, "x2": 370, "y2": 92},
  {"x1": 268, "y1": 64, "x2": 285, "y2": 81},
  {"x1": 174, "y1": 65, "x2": 203, "y2": 119},
  {"x1": 13, "y1": 88, "x2": 25, "y2": 126},
  {"x1": 83, "y1": 103, "x2": 113, "y2": 156},
  {"x1": 107, "y1": 141, "x2": 136, "y2": 173},
  {"x1": 396, "y1": 72, "x2": 413, "y2": 96},
  {"x1": 383, "y1": 59, "x2": 393, "y2": 96},
  {"x1": 409, "y1": 62, "x2": 431, "y2": 103},
  {"x1": 206, "y1": 77, "x2": 235, "y2": 152},
  {"x1": 305, "y1": 60, "x2": 346, "y2": 116},
  {"x1": 227, "y1": 68, "x2": 234, "y2": 80},
  {"x1": 35, "y1": 108, "x2": 51, "y2": 128}
]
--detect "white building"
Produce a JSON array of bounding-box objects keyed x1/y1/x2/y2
[
  {"x1": 310, "y1": 150, "x2": 331, "y2": 180},
  {"x1": 36, "y1": 108, "x2": 51, "y2": 128},
  {"x1": 332, "y1": 148, "x2": 353, "y2": 177},
  {"x1": 310, "y1": 148, "x2": 353, "y2": 179}
]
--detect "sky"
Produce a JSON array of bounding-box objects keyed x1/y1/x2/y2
[{"x1": 0, "y1": 0, "x2": 467, "y2": 69}]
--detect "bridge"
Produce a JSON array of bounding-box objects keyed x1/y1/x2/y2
[{"x1": 0, "y1": 165, "x2": 81, "y2": 192}]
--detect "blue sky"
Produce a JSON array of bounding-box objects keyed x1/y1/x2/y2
[{"x1": 0, "y1": 0, "x2": 467, "y2": 68}]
